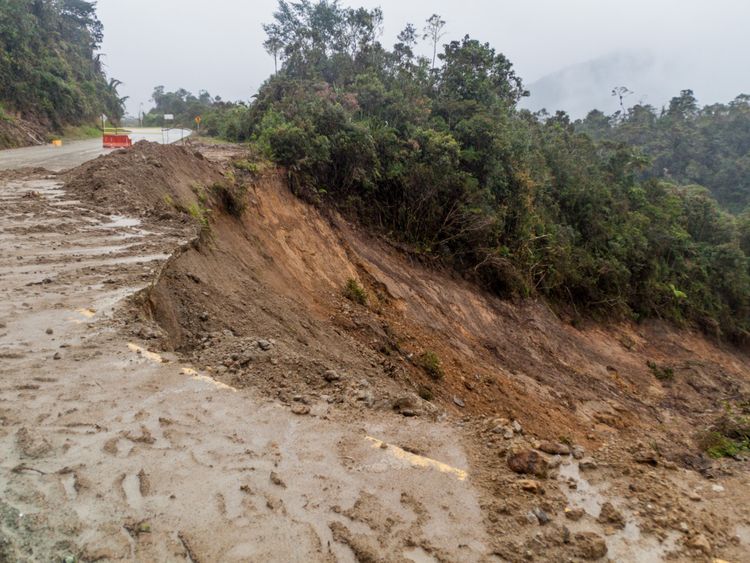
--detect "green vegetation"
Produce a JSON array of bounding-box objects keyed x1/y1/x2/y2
[
  {"x1": 186, "y1": 202, "x2": 210, "y2": 232},
  {"x1": 164, "y1": 1, "x2": 750, "y2": 343},
  {"x1": 211, "y1": 181, "x2": 247, "y2": 218},
  {"x1": 578, "y1": 92, "x2": 750, "y2": 213},
  {"x1": 343, "y1": 278, "x2": 368, "y2": 305},
  {"x1": 418, "y1": 351, "x2": 444, "y2": 380},
  {"x1": 647, "y1": 361, "x2": 675, "y2": 381},
  {"x1": 0, "y1": 0, "x2": 125, "y2": 129},
  {"x1": 699, "y1": 402, "x2": 750, "y2": 458}
]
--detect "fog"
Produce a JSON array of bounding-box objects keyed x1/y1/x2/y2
[{"x1": 97, "y1": 0, "x2": 750, "y2": 118}]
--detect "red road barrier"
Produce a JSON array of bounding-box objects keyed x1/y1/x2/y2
[{"x1": 102, "y1": 134, "x2": 132, "y2": 149}]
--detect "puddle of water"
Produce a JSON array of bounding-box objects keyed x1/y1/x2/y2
[
  {"x1": 558, "y1": 461, "x2": 681, "y2": 562},
  {"x1": 95, "y1": 215, "x2": 141, "y2": 229}
]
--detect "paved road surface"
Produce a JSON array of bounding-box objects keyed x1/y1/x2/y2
[{"x1": 0, "y1": 127, "x2": 192, "y2": 172}]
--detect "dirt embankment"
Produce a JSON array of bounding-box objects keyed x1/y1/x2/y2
[
  {"x1": 0, "y1": 114, "x2": 47, "y2": 149},
  {"x1": 64, "y1": 142, "x2": 750, "y2": 561}
]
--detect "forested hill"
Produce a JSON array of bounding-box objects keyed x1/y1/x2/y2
[
  {"x1": 577, "y1": 92, "x2": 750, "y2": 213},
  {"x1": 0, "y1": 0, "x2": 123, "y2": 146},
  {"x1": 148, "y1": 1, "x2": 750, "y2": 344}
]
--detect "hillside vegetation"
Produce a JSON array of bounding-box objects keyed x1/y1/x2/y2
[
  {"x1": 150, "y1": 0, "x2": 750, "y2": 344},
  {"x1": 578, "y1": 92, "x2": 750, "y2": 212},
  {"x1": 0, "y1": 0, "x2": 123, "y2": 145}
]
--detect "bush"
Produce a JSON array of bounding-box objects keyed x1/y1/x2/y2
[
  {"x1": 647, "y1": 361, "x2": 675, "y2": 381},
  {"x1": 343, "y1": 278, "x2": 367, "y2": 305},
  {"x1": 419, "y1": 351, "x2": 444, "y2": 380},
  {"x1": 212, "y1": 181, "x2": 247, "y2": 218}
]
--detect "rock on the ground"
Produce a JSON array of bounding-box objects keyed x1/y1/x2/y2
[
  {"x1": 507, "y1": 450, "x2": 548, "y2": 478},
  {"x1": 290, "y1": 404, "x2": 310, "y2": 416},
  {"x1": 686, "y1": 533, "x2": 712, "y2": 555},
  {"x1": 538, "y1": 441, "x2": 571, "y2": 456},
  {"x1": 393, "y1": 393, "x2": 421, "y2": 417},
  {"x1": 323, "y1": 369, "x2": 342, "y2": 382},
  {"x1": 573, "y1": 532, "x2": 608, "y2": 560},
  {"x1": 597, "y1": 502, "x2": 625, "y2": 529},
  {"x1": 565, "y1": 507, "x2": 586, "y2": 521}
]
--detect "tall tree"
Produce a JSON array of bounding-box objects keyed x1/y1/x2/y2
[{"x1": 423, "y1": 13, "x2": 446, "y2": 69}]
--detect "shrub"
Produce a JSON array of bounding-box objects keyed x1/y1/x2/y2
[
  {"x1": 212, "y1": 181, "x2": 247, "y2": 218},
  {"x1": 647, "y1": 361, "x2": 674, "y2": 381},
  {"x1": 419, "y1": 351, "x2": 444, "y2": 380},
  {"x1": 343, "y1": 278, "x2": 367, "y2": 305}
]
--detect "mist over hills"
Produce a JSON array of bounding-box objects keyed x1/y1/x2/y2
[{"x1": 522, "y1": 51, "x2": 697, "y2": 118}]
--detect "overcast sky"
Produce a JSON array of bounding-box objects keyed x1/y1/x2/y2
[{"x1": 97, "y1": 0, "x2": 750, "y2": 117}]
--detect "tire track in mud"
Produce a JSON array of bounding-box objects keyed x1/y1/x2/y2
[{"x1": 0, "y1": 174, "x2": 496, "y2": 561}]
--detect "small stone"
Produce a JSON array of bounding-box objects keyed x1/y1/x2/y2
[
  {"x1": 571, "y1": 445, "x2": 585, "y2": 460},
  {"x1": 198, "y1": 311, "x2": 209, "y2": 321},
  {"x1": 518, "y1": 480, "x2": 542, "y2": 494},
  {"x1": 546, "y1": 455, "x2": 563, "y2": 469},
  {"x1": 393, "y1": 394, "x2": 421, "y2": 417},
  {"x1": 323, "y1": 369, "x2": 341, "y2": 382},
  {"x1": 453, "y1": 396, "x2": 465, "y2": 408},
  {"x1": 565, "y1": 507, "x2": 586, "y2": 521},
  {"x1": 290, "y1": 404, "x2": 310, "y2": 416},
  {"x1": 508, "y1": 450, "x2": 548, "y2": 478},
  {"x1": 53, "y1": 352, "x2": 61, "y2": 360},
  {"x1": 538, "y1": 441, "x2": 571, "y2": 456},
  {"x1": 512, "y1": 420, "x2": 523, "y2": 434},
  {"x1": 597, "y1": 502, "x2": 625, "y2": 529},
  {"x1": 573, "y1": 531, "x2": 608, "y2": 560},
  {"x1": 270, "y1": 471, "x2": 287, "y2": 488},
  {"x1": 579, "y1": 458, "x2": 598, "y2": 471},
  {"x1": 532, "y1": 507, "x2": 550, "y2": 525},
  {"x1": 686, "y1": 533, "x2": 711, "y2": 555},
  {"x1": 687, "y1": 491, "x2": 702, "y2": 502},
  {"x1": 257, "y1": 339, "x2": 272, "y2": 351},
  {"x1": 711, "y1": 484, "x2": 725, "y2": 493},
  {"x1": 45, "y1": 328, "x2": 53, "y2": 335}
]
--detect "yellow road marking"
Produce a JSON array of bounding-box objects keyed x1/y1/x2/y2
[
  {"x1": 126, "y1": 344, "x2": 236, "y2": 391},
  {"x1": 181, "y1": 367, "x2": 237, "y2": 392},
  {"x1": 364, "y1": 436, "x2": 468, "y2": 481},
  {"x1": 127, "y1": 343, "x2": 164, "y2": 363}
]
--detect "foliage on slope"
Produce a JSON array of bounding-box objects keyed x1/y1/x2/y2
[
  {"x1": 162, "y1": 1, "x2": 750, "y2": 343},
  {"x1": 577, "y1": 91, "x2": 750, "y2": 213},
  {"x1": 0, "y1": 0, "x2": 124, "y2": 134}
]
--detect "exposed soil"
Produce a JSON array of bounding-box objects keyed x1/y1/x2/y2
[
  {"x1": 1, "y1": 141, "x2": 749, "y2": 562},
  {"x1": 0, "y1": 115, "x2": 47, "y2": 149}
]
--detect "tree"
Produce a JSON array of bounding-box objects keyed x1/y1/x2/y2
[{"x1": 423, "y1": 14, "x2": 446, "y2": 69}]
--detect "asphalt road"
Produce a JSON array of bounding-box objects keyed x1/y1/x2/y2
[{"x1": 0, "y1": 127, "x2": 192, "y2": 172}]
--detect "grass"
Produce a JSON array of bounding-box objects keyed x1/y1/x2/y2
[
  {"x1": 343, "y1": 278, "x2": 368, "y2": 306},
  {"x1": 186, "y1": 202, "x2": 210, "y2": 232},
  {"x1": 60, "y1": 124, "x2": 104, "y2": 140},
  {"x1": 418, "y1": 351, "x2": 444, "y2": 380},
  {"x1": 698, "y1": 402, "x2": 750, "y2": 458}
]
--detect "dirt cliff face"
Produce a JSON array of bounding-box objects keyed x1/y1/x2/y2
[{"x1": 58, "y1": 141, "x2": 750, "y2": 561}]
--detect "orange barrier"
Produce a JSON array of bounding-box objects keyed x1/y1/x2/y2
[{"x1": 102, "y1": 134, "x2": 132, "y2": 149}]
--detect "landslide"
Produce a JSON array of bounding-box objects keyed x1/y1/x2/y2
[
  {"x1": 63, "y1": 142, "x2": 750, "y2": 560},
  {"x1": 64, "y1": 142, "x2": 750, "y2": 450}
]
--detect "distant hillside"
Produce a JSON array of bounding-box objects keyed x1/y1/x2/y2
[
  {"x1": 0, "y1": 0, "x2": 124, "y2": 147},
  {"x1": 521, "y1": 51, "x2": 679, "y2": 117}
]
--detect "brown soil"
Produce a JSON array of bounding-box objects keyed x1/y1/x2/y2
[
  {"x1": 0, "y1": 114, "x2": 47, "y2": 149},
  {"x1": 2, "y1": 141, "x2": 749, "y2": 562}
]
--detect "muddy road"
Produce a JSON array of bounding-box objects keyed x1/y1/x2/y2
[
  {"x1": 0, "y1": 170, "x2": 493, "y2": 559},
  {"x1": 1, "y1": 142, "x2": 750, "y2": 562},
  {"x1": 0, "y1": 128, "x2": 192, "y2": 172}
]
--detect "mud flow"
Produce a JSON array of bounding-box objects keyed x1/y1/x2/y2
[{"x1": 1, "y1": 143, "x2": 749, "y2": 562}]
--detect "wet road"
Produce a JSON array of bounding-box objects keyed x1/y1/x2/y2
[{"x1": 0, "y1": 127, "x2": 192, "y2": 172}]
